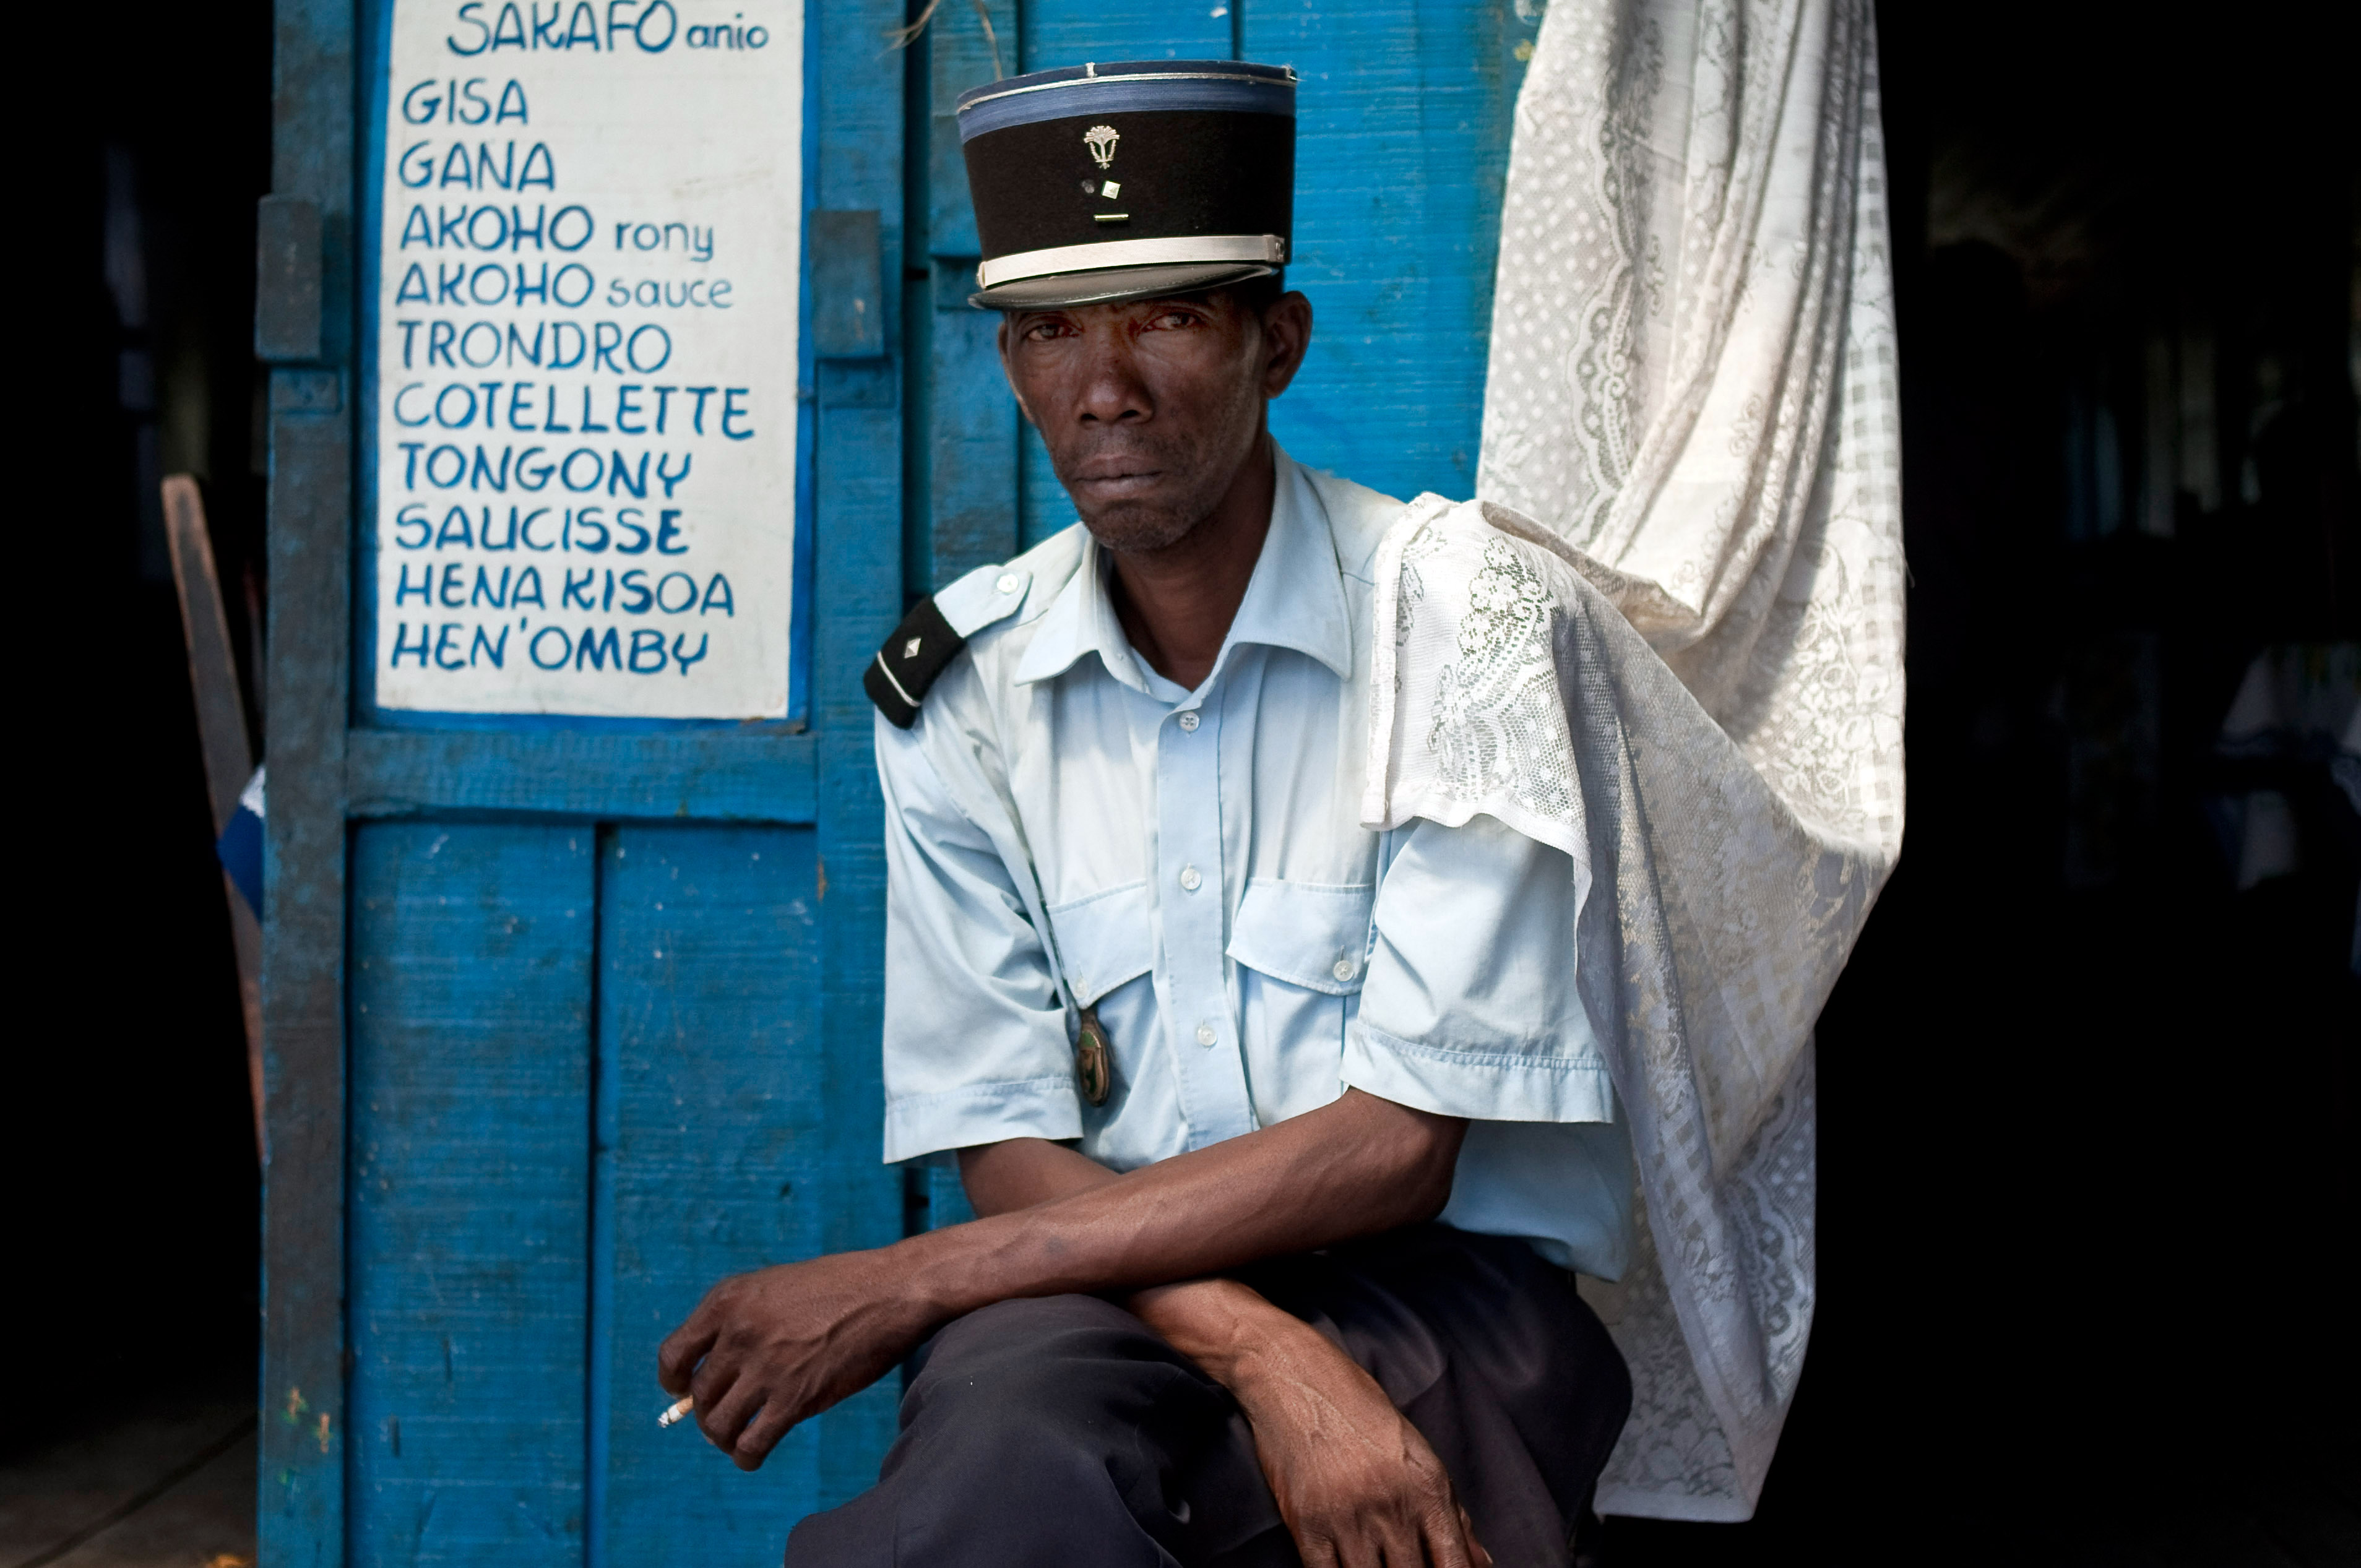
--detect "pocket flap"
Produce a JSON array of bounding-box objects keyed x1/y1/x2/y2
[
  {"x1": 1045, "y1": 881, "x2": 1155, "y2": 1007},
  {"x1": 1227, "y1": 879, "x2": 1375, "y2": 994}
]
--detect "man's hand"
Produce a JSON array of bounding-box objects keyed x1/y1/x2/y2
[
  {"x1": 1234, "y1": 1327, "x2": 1491, "y2": 1568},
  {"x1": 657, "y1": 1246, "x2": 934, "y2": 1470},
  {"x1": 1134, "y1": 1278, "x2": 1490, "y2": 1568}
]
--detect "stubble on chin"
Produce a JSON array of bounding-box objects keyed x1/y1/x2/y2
[
  {"x1": 1058, "y1": 410, "x2": 1263, "y2": 558},
  {"x1": 1077, "y1": 488, "x2": 1217, "y2": 556}
]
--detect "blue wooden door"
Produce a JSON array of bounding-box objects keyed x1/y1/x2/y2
[{"x1": 259, "y1": 4, "x2": 1536, "y2": 1566}]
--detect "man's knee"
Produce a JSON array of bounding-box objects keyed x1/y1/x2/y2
[
  {"x1": 801, "y1": 1293, "x2": 1258, "y2": 1567},
  {"x1": 900, "y1": 1293, "x2": 1225, "y2": 1458},
  {"x1": 915, "y1": 1291, "x2": 1142, "y2": 1379},
  {"x1": 909, "y1": 1293, "x2": 1153, "y2": 1404}
]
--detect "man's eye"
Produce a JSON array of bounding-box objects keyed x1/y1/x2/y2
[{"x1": 1146, "y1": 311, "x2": 1199, "y2": 330}]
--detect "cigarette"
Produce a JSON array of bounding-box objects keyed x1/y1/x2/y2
[{"x1": 658, "y1": 1395, "x2": 695, "y2": 1428}]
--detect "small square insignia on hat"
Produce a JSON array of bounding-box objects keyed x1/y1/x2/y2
[{"x1": 904, "y1": 636, "x2": 923, "y2": 659}]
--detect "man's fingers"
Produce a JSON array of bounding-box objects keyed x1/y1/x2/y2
[
  {"x1": 1414, "y1": 1506, "x2": 1478, "y2": 1568},
  {"x1": 686, "y1": 1339, "x2": 737, "y2": 1408},
  {"x1": 655, "y1": 1303, "x2": 720, "y2": 1394},
  {"x1": 1293, "y1": 1535, "x2": 1340, "y2": 1568},
  {"x1": 1454, "y1": 1504, "x2": 1491, "y2": 1568},
  {"x1": 701, "y1": 1382, "x2": 772, "y2": 1459},
  {"x1": 690, "y1": 1362, "x2": 751, "y2": 1450},
  {"x1": 1366, "y1": 1512, "x2": 1425, "y2": 1568},
  {"x1": 1319, "y1": 1523, "x2": 1380, "y2": 1568},
  {"x1": 1456, "y1": 1504, "x2": 1491, "y2": 1568},
  {"x1": 732, "y1": 1398, "x2": 798, "y2": 1472}
]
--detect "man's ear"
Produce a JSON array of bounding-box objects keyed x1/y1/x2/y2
[
  {"x1": 1259, "y1": 291, "x2": 1314, "y2": 401},
  {"x1": 995, "y1": 316, "x2": 1039, "y2": 428}
]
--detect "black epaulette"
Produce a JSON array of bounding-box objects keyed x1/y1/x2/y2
[
  {"x1": 863, "y1": 563, "x2": 1034, "y2": 727},
  {"x1": 864, "y1": 597, "x2": 964, "y2": 729}
]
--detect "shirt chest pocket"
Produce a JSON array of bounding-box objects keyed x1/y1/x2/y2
[
  {"x1": 1227, "y1": 879, "x2": 1375, "y2": 994},
  {"x1": 1045, "y1": 881, "x2": 1156, "y2": 1007},
  {"x1": 1227, "y1": 879, "x2": 1374, "y2": 1118}
]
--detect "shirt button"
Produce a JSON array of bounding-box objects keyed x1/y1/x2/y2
[
  {"x1": 1195, "y1": 1023, "x2": 1218, "y2": 1047},
  {"x1": 1176, "y1": 710, "x2": 1201, "y2": 731},
  {"x1": 995, "y1": 572, "x2": 1022, "y2": 594},
  {"x1": 1332, "y1": 957, "x2": 1357, "y2": 981},
  {"x1": 1178, "y1": 865, "x2": 1202, "y2": 892}
]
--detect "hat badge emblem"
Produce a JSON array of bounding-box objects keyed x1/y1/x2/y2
[{"x1": 1083, "y1": 124, "x2": 1120, "y2": 169}]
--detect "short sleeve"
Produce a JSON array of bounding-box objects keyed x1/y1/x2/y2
[
  {"x1": 878, "y1": 711, "x2": 1082, "y2": 1161},
  {"x1": 1346, "y1": 812, "x2": 1615, "y2": 1123}
]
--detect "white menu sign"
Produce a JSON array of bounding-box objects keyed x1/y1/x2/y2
[{"x1": 373, "y1": 1, "x2": 802, "y2": 717}]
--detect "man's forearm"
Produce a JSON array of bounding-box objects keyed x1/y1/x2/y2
[
  {"x1": 958, "y1": 1135, "x2": 1120, "y2": 1215},
  {"x1": 960, "y1": 1135, "x2": 1329, "y2": 1379},
  {"x1": 905, "y1": 1087, "x2": 1462, "y2": 1324}
]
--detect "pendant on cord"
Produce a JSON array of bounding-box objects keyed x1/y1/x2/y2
[{"x1": 1075, "y1": 1006, "x2": 1113, "y2": 1106}]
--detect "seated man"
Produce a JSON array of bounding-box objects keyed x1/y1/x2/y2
[{"x1": 660, "y1": 59, "x2": 1634, "y2": 1567}]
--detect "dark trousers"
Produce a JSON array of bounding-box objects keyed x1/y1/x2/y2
[{"x1": 785, "y1": 1225, "x2": 1632, "y2": 1567}]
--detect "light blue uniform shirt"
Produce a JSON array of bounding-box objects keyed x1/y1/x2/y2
[{"x1": 876, "y1": 450, "x2": 1633, "y2": 1277}]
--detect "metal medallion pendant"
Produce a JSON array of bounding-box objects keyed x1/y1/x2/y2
[{"x1": 1075, "y1": 1006, "x2": 1113, "y2": 1106}]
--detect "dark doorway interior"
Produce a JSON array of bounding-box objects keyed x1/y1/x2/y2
[
  {"x1": 1607, "y1": 3, "x2": 2359, "y2": 1563},
  {"x1": 12, "y1": 0, "x2": 274, "y2": 1449},
  {"x1": 6, "y1": 12, "x2": 273, "y2": 1559}
]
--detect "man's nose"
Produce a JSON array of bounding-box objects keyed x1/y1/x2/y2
[{"x1": 1077, "y1": 329, "x2": 1150, "y2": 425}]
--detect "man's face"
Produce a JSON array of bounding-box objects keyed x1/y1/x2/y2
[{"x1": 998, "y1": 288, "x2": 1310, "y2": 553}]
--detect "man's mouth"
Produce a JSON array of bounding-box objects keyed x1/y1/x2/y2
[{"x1": 1069, "y1": 465, "x2": 1165, "y2": 495}]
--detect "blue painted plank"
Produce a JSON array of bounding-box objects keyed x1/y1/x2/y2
[
  {"x1": 346, "y1": 731, "x2": 820, "y2": 824},
  {"x1": 263, "y1": 2, "x2": 354, "y2": 1568},
  {"x1": 347, "y1": 823, "x2": 597, "y2": 1568},
  {"x1": 262, "y1": 397, "x2": 355, "y2": 1568},
  {"x1": 593, "y1": 825, "x2": 887, "y2": 1562},
  {"x1": 1246, "y1": 0, "x2": 1527, "y2": 506},
  {"x1": 1019, "y1": 0, "x2": 1232, "y2": 70},
  {"x1": 263, "y1": 0, "x2": 359, "y2": 1559},
  {"x1": 927, "y1": 302, "x2": 1022, "y2": 587},
  {"x1": 924, "y1": 1161, "x2": 978, "y2": 1229},
  {"x1": 926, "y1": 0, "x2": 1018, "y2": 256},
  {"x1": 922, "y1": 0, "x2": 1026, "y2": 588},
  {"x1": 814, "y1": 0, "x2": 910, "y2": 1517}
]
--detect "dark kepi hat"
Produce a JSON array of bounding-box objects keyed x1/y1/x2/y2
[{"x1": 957, "y1": 59, "x2": 1295, "y2": 310}]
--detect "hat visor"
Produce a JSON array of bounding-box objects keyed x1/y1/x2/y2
[{"x1": 970, "y1": 261, "x2": 1276, "y2": 311}]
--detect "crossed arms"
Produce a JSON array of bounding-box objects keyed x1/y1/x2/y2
[{"x1": 658, "y1": 1087, "x2": 1498, "y2": 1567}]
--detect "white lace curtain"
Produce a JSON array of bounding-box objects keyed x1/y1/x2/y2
[{"x1": 1363, "y1": 0, "x2": 1904, "y2": 1520}]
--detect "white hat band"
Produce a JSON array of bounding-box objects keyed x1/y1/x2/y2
[{"x1": 976, "y1": 234, "x2": 1287, "y2": 292}]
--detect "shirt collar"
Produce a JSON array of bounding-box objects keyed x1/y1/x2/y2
[{"x1": 1014, "y1": 446, "x2": 1353, "y2": 694}]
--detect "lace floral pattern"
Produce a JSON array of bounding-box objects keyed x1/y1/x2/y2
[
  {"x1": 1426, "y1": 541, "x2": 1578, "y2": 823},
  {"x1": 1367, "y1": 0, "x2": 1902, "y2": 1522}
]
